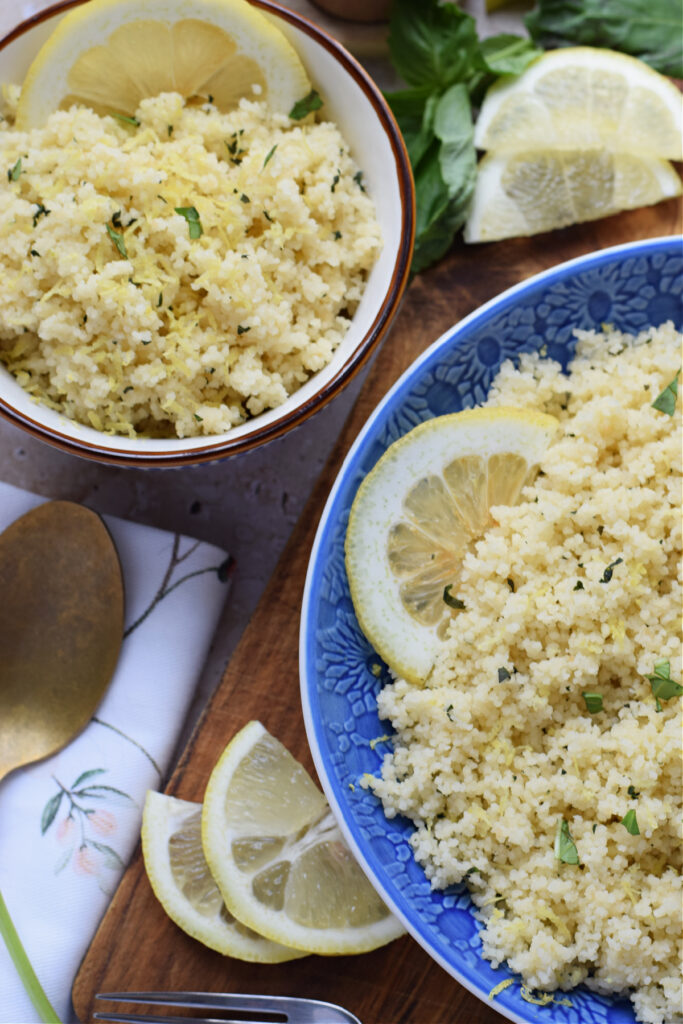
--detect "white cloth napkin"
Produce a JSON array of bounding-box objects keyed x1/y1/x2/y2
[{"x1": 0, "y1": 480, "x2": 231, "y2": 1024}]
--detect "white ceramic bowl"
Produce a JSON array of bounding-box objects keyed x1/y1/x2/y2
[{"x1": 0, "y1": 0, "x2": 414, "y2": 466}]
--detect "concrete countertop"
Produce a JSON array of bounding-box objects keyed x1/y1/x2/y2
[{"x1": 0, "y1": 0, "x2": 524, "y2": 765}]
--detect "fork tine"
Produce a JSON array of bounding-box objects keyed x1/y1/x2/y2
[
  {"x1": 94, "y1": 1013, "x2": 276, "y2": 1024},
  {"x1": 95, "y1": 992, "x2": 361, "y2": 1024}
]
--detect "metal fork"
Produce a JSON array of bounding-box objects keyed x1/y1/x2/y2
[{"x1": 94, "y1": 991, "x2": 362, "y2": 1024}]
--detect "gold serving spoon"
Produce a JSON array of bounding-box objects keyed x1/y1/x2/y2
[{"x1": 0, "y1": 501, "x2": 124, "y2": 1023}]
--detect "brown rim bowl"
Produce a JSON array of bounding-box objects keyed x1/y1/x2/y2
[{"x1": 0, "y1": 0, "x2": 414, "y2": 467}]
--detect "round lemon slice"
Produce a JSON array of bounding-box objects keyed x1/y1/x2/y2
[
  {"x1": 141, "y1": 790, "x2": 304, "y2": 962},
  {"x1": 463, "y1": 149, "x2": 682, "y2": 243},
  {"x1": 474, "y1": 47, "x2": 683, "y2": 160},
  {"x1": 345, "y1": 407, "x2": 558, "y2": 683},
  {"x1": 201, "y1": 721, "x2": 405, "y2": 955},
  {"x1": 17, "y1": 0, "x2": 311, "y2": 129}
]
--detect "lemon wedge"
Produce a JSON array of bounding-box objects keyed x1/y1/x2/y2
[
  {"x1": 141, "y1": 790, "x2": 304, "y2": 962},
  {"x1": 201, "y1": 721, "x2": 405, "y2": 955},
  {"x1": 474, "y1": 47, "x2": 683, "y2": 160},
  {"x1": 17, "y1": 0, "x2": 311, "y2": 129},
  {"x1": 345, "y1": 407, "x2": 558, "y2": 683},
  {"x1": 463, "y1": 149, "x2": 682, "y2": 243}
]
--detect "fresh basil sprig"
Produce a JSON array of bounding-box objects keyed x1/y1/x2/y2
[
  {"x1": 386, "y1": 0, "x2": 542, "y2": 273},
  {"x1": 525, "y1": 0, "x2": 683, "y2": 78}
]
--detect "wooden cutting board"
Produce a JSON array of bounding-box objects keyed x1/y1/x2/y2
[{"x1": 73, "y1": 202, "x2": 681, "y2": 1024}]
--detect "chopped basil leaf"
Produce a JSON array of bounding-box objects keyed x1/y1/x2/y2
[
  {"x1": 599, "y1": 557, "x2": 623, "y2": 583},
  {"x1": 289, "y1": 89, "x2": 323, "y2": 120},
  {"x1": 333, "y1": 230, "x2": 342, "y2": 240},
  {"x1": 627, "y1": 785, "x2": 640, "y2": 799},
  {"x1": 111, "y1": 112, "x2": 140, "y2": 127},
  {"x1": 646, "y1": 658, "x2": 683, "y2": 705},
  {"x1": 106, "y1": 223, "x2": 127, "y2": 258},
  {"x1": 112, "y1": 210, "x2": 123, "y2": 229},
  {"x1": 30, "y1": 249, "x2": 41, "y2": 257},
  {"x1": 573, "y1": 580, "x2": 584, "y2": 591},
  {"x1": 443, "y1": 584, "x2": 465, "y2": 609},
  {"x1": 262, "y1": 144, "x2": 277, "y2": 169},
  {"x1": 446, "y1": 704, "x2": 455, "y2": 721},
  {"x1": 263, "y1": 209, "x2": 273, "y2": 222},
  {"x1": 240, "y1": 193, "x2": 250, "y2": 204},
  {"x1": 353, "y1": 170, "x2": 366, "y2": 191},
  {"x1": 554, "y1": 818, "x2": 579, "y2": 864},
  {"x1": 597, "y1": 525, "x2": 605, "y2": 535},
  {"x1": 175, "y1": 206, "x2": 203, "y2": 239},
  {"x1": 651, "y1": 370, "x2": 680, "y2": 415},
  {"x1": 157, "y1": 293, "x2": 163, "y2": 307},
  {"x1": 582, "y1": 691, "x2": 603, "y2": 713},
  {"x1": 497, "y1": 667, "x2": 511, "y2": 682},
  {"x1": 237, "y1": 325, "x2": 251, "y2": 335},
  {"x1": 32, "y1": 203, "x2": 50, "y2": 228},
  {"x1": 621, "y1": 808, "x2": 640, "y2": 835},
  {"x1": 8, "y1": 157, "x2": 22, "y2": 182},
  {"x1": 194, "y1": 413, "x2": 203, "y2": 422},
  {"x1": 331, "y1": 171, "x2": 340, "y2": 193},
  {"x1": 167, "y1": 125, "x2": 173, "y2": 137},
  {"x1": 122, "y1": 385, "x2": 133, "y2": 393},
  {"x1": 506, "y1": 577, "x2": 515, "y2": 592}
]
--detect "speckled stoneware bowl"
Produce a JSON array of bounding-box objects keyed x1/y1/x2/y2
[
  {"x1": 0, "y1": 0, "x2": 414, "y2": 467},
  {"x1": 301, "y1": 236, "x2": 683, "y2": 1024}
]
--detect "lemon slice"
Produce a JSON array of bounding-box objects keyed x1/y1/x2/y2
[
  {"x1": 345, "y1": 407, "x2": 558, "y2": 683},
  {"x1": 17, "y1": 0, "x2": 311, "y2": 129},
  {"x1": 474, "y1": 47, "x2": 683, "y2": 160},
  {"x1": 463, "y1": 149, "x2": 682, "y2": 243},
  {"x1": 141, "y1": 790, "x2": 304, "y2": 962},
  {"x1": 201, "y1": 721, "x2": 405, "y2": 955}
]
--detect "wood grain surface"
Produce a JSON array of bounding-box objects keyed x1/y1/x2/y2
[{"x1": 73, "y1": 201, "x2": 682, "y2": 1024}]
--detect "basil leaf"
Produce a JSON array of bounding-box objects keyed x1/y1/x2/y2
[
  {"x1": 651, "y1": 370, "x2": 680, "y2": 415},
  {"x1": 621, "y1": 808, "x2": 640, "y2": 835},
  {"x1": 289, "y1": 90, "x2": 323, "y2": 120},
  {"x1": 411, "y1": 83, "x2": 476, "y2": 273},
  {"x1": 106, "y1": 223, "x2": 127, "y2": 258},
  {"x1": 388, "y1": 0, "x2": 479, "y2": 92},
  {"x1": 599, "y1": 557, "x2": 623, "y2": 583},
  {"x1": 175, "y1": 206, "x2": 203, "y2": 239},
  {"x1": 262, "y1": 144, "x2": 277, "y2": 169},
  {"x1": 648, "y1": 675, "x2": 683, "y2": 702},
  {"x1": 8, "y1": 157, "x2": 22, "y2": 182},
  {"x1": 525, "y1": 0, "x2": 683, "y2": 77},
  {"x1": 443, "y1": 583, "x2": 466, "y2": 609},
  {"x1": 385, "y1": 86, "x2": 439, "y2": 168},
  {"x1": 554, "y1": 818, "x2": 579, "y2": 864},
  {"x1": 582, "y1": 691, "x2": 603, "y2": 713},
  {"x1": 498, "y1": 667, "x2": 511, "y2": 682}
]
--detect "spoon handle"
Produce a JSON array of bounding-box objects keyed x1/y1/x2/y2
[{"x1": 0, "y1": 888, "x2": 62, "y2": 1023}]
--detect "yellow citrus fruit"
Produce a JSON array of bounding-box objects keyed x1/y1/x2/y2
[
  {"x1": 345, "y1": 407, "x2": 559, "y2": 683},
  {"x1": 463, "y1": 149, "x2": 681, "y2": 243},
  {"x1": 17, "y1": 0, "x2": 311, "y2": 129},
  {"x1": 201, "y1": 721, "x2": 405, "y2": 954},
  {"x1": 474, "y1": 47, "x2": 683, "y2": 161},
  {"x1": 141, "y1": 790, "x2": 304, "y2": 961}
]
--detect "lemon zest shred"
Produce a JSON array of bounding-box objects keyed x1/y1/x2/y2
[{"x1": 488, "y1": 978, "x2": 514, "y2": 1000}]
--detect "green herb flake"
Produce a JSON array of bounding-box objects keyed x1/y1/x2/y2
[
  {"x1": 106, "y1": 223, "x2": 127, "y2": 258},
  {"x1": 599, "y1": 557, "x2": 623, "y2": 583},
  {"x1": 331, "y1": 171, "x2": 341, "y2": 193},
  {"x1": 167, "y1": 125, "x2": 174, "y2": 137},
  {"x1": 289, "y1": 89, "x2": 323, "y2": 120},
  {"x1": 554, "y1": 818, "x2": 579, "y2": 865},
  {"x1": 194, "y1": 413, "x2": 203, "y2": 422},
  {"x1": 30, "y1": 249, "x2": 41, "y2": 258},
  {"x1": 651, "y1": 370, "x2": 680, "y2": 416},
  {"x1": 627, "y1": 785, "x2": 640, "y2": 799},
  {"x1": 353, "y1": 170, "x2": 366, "y2": 192},
  {"x1": 582, "y1": 691, "x2": 603, "y2": 714},
  {"x1": 262, "y1": 144, "x2": 277, "y2": 169},
  {"x1": 240, "y1": 193, "x2": 250, "y2": 204},
  {"x1": 122, "y1": 386, "x2": 133, "y2": 393},
  {"x1": 111, "y1": 112, "x2": 140, "y2": 127},
  {"x1": 157, "y1": 293, "x2": 163, "y2": 307},
  {"x1": 497, "y1": 667, "x2": 511, "y2": 682},
  {"x1": 112, "y1": 210, "x2": 123, "y2": 229},
  {"x1": 141, "y1": 338, "x2": 151, "y2": 345},
  {"x1": 621, "y1": 808, "x2": 640, "y2": 835},
  {"x1": 237, "y1": 325, "x2": 251, "y2": 335},
  {"x1": 646, "y1": 658, "x2": 683, "y2": 708},
  {"x1": 443, "y1": 584, "x2": 465, "y2": 610},
  {"x1": 506, "y1": 577, "x2": 515, "y2": 592},
  {"x1": 573, "y1": 580, "x2": 584, "y2": 591},
  {"x1": 175, "y1": 206, "x2": 203, "y2": 239},
  {"x1": 32, "y1": 203, "x2": 50, "y2": 228},
  {"x1": 446, "y1": 704, "x2": 455, "y2": 721},
  {"x1": 8, "y1": 158, "x2": 22, "y2": 182},
  {"x1": 263, "y1": 209, "x2": 273, "y2": 222},
  {"x1": 333, "y1": 230, "x2": 342, "y2": 240}
]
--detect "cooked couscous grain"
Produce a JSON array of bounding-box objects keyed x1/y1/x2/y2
[
  {"x1": 367, "y1": 323, "x2": 682, "y2": 1024},
  {"x1": 0, "y1": 88, "x2": 381, "y2": 437}
]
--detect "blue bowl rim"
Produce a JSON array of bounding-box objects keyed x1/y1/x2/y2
[{"x1": 299, "y1": 234, "x2": 682, "y2": 1024}]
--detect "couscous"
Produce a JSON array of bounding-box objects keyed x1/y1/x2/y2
[
  {"x1": 367, "y1": 323, "x2": 682, "y2": 1023},
  {"x1": 0, "y1": 88, "x2": 381, "y2": 437}
]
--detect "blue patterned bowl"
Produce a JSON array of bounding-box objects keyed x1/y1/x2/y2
[{"x1": 300, "y1": 236, "x2": 683, "y2": 1024}]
